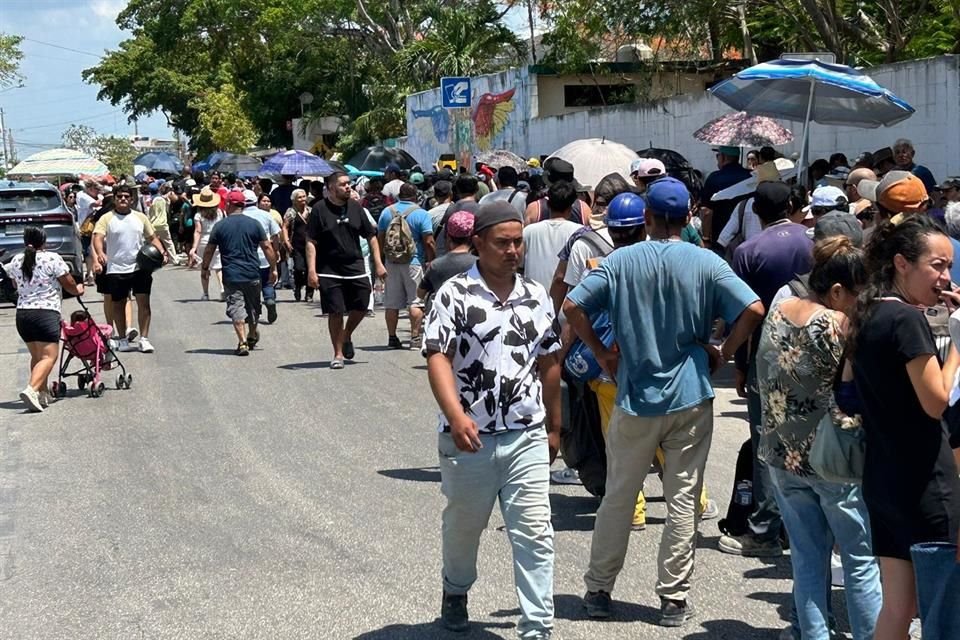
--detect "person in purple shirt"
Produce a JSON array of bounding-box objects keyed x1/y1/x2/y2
[{"x1": 719, "y1": 181, "x2": 814, "y2": 559}]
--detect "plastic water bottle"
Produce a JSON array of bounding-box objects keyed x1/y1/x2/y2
[{"x1": 735, "y1": 480, "x2": 753, "y2": 506}]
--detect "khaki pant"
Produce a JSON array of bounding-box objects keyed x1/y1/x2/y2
[
  {"x1": 154, "y1": 227, "x2": 178, "y2": 263},
  {"x1": 584, "y1": 401, "x2": 713, "y2": 601},
  {"x1": 590, "y1": 380, "x2": 710, "y2": 525}
]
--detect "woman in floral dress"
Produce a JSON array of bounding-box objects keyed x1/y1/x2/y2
[{"x1": 757, "y1": 236, "x2": 881, "y2": 640}]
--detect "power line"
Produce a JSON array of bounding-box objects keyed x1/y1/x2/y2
[
  {"x1": 21, "y1": 38, "x2": 104, "y2": 59},
  {"x1": 14, "y1": 109, "x2": 126, "y2": 132}
]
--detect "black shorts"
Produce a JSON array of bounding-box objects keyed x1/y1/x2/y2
[
  {"x1": 105, "y1": 271, "x2": 153, "y2": 299},
  {"x1": 318, "y1": 276, "x2": 371, "y2": 315},
  {"x1": 16, "y1": 308, "x2": 61, "y2": 343}
]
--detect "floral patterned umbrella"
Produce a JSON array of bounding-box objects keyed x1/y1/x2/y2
[
  {"x1": 474, "y1": 150, "x2": 527, "y2": 172},
  {"x1": 693, "y1": 111, "x2": 794, "y2": 147}
]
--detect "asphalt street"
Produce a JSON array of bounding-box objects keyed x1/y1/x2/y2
[{"x1": 0, "y1": 265, "x2": 835, "y2": 639}]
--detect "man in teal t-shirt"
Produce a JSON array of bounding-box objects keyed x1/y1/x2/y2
[
  {"x1": 376, "y1": 182, "x2": 436, "y2": 349},
  {"x1": 563, "y1": 177, "x2": 763, "y2": 627}
]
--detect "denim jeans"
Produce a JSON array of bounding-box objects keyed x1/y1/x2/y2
[
  {"x1": 769, "y1": 467, "x2": 882, "y2": 640},
  {"x1": 259, "y1": 267, "x2": 276, "y2": 305},
  {"x1": 438, "y1": 428, "x2": 554, "y2": 639},
  {"x1": 747, "y1": 363, "x2": 782, "y2": 542},
  {"x1": 910, "y1": 542, "x2": 960, "y2": 640}
]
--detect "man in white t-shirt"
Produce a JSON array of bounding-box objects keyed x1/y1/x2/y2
[
  {"x1": 240, "y1": 189, "x2": 281, "y2": 324},
  {"x1": 76, "y1": 179, "x2": 102, "y2": 284},
  {"x1": 92, "y1": 184, "x2": 166, "y2": 353},
  {"x1": 382, "y1": 163, "x2": 405, "y2": 202},
  {"x1": 522, "y1": 181, "x2": 583, "y2": 292}
]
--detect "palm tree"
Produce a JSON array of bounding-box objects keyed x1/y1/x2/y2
[{"x1": 395, "y1": 4, "x2": 525, "y2": 85}]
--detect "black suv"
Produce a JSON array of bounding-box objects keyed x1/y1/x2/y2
[{"x1": 0, "y1": 181, "x2": 83, "y2": 302}]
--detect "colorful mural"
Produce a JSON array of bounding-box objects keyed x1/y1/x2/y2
[
  {"x1": 472, "y1": 88, "x2": 516, "y2": 151},
  {"x1": 404, "y1": 68, "x2": 528, "y2": 170}
]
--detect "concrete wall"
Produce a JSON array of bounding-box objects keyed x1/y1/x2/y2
[
  {"x1": 535, "y1": 70, "x2": 709, "y2": 118},
  {"x1": 401, "y1": 56, "x2": 960, "y2": 181}
]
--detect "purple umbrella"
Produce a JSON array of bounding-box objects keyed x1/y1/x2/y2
[
  {"x1": 693, "y1": 111, "x2": 794, "y2": 147},
  {"x1": 259, "y1": 150, "x2": 335, "y2": 177}
]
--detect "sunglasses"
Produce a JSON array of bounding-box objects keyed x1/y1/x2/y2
[{"x1": 115, "y1": 194, "x2": 132, "y2": 200}]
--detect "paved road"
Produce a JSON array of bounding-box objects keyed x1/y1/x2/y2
[{"x1": 0, "y1": 266, "x2": 828, "y2": 639}]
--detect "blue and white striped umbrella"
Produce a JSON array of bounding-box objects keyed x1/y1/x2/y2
[
  {"x1": 259, "y1": 150, "x2": 335, "y2": 177},
  {"x1": 709, "y1": 58, "x2": 914, "y2": 128}
]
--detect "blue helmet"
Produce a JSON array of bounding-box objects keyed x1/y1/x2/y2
[{"x1": 605, "y1": 192, "x2": 646, "y2": 227}]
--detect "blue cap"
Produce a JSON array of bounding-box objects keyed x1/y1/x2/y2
[
  {"x1": 645, "y1": 176, "x2": 690, "y2": 218},
  {"x1": 385, "y1": 163, "x2": 402, "y2": 174}
]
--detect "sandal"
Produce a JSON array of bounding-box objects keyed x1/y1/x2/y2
[
  {"x1": 235, "y1": 342, "x2": 250, "y2": 356},
  {"x1": 330, "y1": 358, "x2": 344, "y2": 370}
]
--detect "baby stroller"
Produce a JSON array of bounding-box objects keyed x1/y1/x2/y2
[{"x1": 54, "y1": 298, "x2": 132, "y2": 398}]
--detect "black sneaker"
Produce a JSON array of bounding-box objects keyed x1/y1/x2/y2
[
  {"x1": 583, "y1": 590, "x2": 612, "y2": 619},
  {"x1": 343, "y1": 340, "x2": 355, "y2": 360},
  {"x1": 266, "y1": 304, "x2": 278, "y2": 324},
  {"x1": 235, "y1": 342, "x2": 250, "y2": 357},
  {"x1": 388, "y1": 335, "x2": 403, "y2": 349},
  {"x1": 246, "y1": 325, "x2": 260, "y2": 348},
  {"x1": 659, "y1": 598, "x2": 695, "y2": 627},
  {"x1": 440, "y1": 591, "x2": 469, "y2": 632}
]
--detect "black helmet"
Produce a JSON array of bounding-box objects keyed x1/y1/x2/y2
[{"x1": 136, "y1": 244, "x2": 164, "y2": 273}]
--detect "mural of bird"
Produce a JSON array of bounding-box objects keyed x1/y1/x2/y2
[
  {"x1": 412, "y1": 105, "x2": 450, "y2": 145},
  {"x1": 472, "y1": 88, "x2": 516, "y2": 151}
]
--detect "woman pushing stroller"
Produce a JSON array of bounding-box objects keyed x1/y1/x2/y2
[{"x1": 2, "y1": 226, "x2": 83, "y2": 412}]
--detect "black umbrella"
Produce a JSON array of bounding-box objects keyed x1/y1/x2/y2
[
  {"x1": 347, "y1": 146, "x2": 418, "y2": 172},
  {"x1": 212, "y1": 153, "x2": 262, "y2": 176},
  {"x1": 636, "y1": 146, "x2": 703, "y2": 201}
]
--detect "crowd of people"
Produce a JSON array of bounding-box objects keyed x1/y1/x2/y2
[{"x1": 5, "y1": 135, "x2": 960, "y2": 640}]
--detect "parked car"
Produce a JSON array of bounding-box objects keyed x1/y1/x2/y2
[{"x1": 0, "y1": 180, "x2": 83, "y2": 303}]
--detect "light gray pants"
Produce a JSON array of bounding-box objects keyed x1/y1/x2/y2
[{"x1": 439, "y1": 427, "x2": 554, "y2": 639}]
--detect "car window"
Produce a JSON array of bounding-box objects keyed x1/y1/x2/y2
[{"x1": 0, "y1": 190, "x2": 61, "y2": 213}]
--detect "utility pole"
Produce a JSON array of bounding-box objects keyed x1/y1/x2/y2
[{"x1": 0, "y1": 107, "x2": 8, "y2": 170}]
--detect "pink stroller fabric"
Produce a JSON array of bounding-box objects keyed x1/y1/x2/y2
[{"x1": 61, "y1": 319, "x2": 113, "y2": 362}]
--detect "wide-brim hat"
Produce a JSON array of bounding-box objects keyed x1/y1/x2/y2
[{"x1": 192, "y1": 187, "x2": 221, "y2": 208}]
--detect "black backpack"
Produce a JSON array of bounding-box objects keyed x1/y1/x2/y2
[{"x1": 559, "y1": 377, "x2": 606, "y2": 497}]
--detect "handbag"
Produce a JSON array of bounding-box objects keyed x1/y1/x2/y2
[
  {"x1": 563, "y1": 311, "x2": 615, "y2": 384},
  {"x1": 79, "y1": 216, "x2": 96, "y2": 237},
  {"x1": 809, "y1": 407, "x2": 866, "y2": 483}
]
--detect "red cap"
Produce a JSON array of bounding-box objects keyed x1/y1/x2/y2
[{"x1": 225, "y1": 190, "x2": 246, "y2": 206}]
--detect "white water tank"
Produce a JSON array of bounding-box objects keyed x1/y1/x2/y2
[{"x1": 616, "y1": 43, "x2": 653, "y2": 62}]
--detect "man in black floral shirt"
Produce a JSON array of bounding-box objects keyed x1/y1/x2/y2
[{"x1": 423, "y1": 200, "x2": 562, "y2": 639}]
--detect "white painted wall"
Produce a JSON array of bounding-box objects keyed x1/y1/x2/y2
[{"x1": 401, "y1": 56, "x2": 960, "y2": 181}]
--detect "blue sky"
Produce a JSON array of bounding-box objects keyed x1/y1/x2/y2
[{"x1": 0, "y1": 0, "x2": 173, "y2": 159}]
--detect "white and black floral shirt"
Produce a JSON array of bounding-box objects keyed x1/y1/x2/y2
[
  {"x1": 4, "y1": 251, "x2": 69, "y2": 312},
  {"x1": 423, "y1": 264, "x2": 561, "y2": 433}
]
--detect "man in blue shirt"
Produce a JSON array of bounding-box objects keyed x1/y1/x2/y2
[
  {"x1": 377, "y1": 182, "x2": 436, "y2": 349},
  {"x1": 893, "y1": 138, "x2": 936, "y2": 193},
  {"x1": 564, "y1": 177, "x2": 763, "y2": 627},
  {"x1": 699, "y1": 146, "x2": 752, "y2": 253}
]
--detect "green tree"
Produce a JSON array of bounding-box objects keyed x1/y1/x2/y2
[
  {"x1": 61, "y1": 124, "x2": 100, "y2": 157},
  {"x1": 0, "y1": 33, "x2": 23, "y2": 88},
  {"x1": 189, "y1": 82, "x2": 258, "y2": 152},
  {"x1": 62, "y1": 124, "x2": 136, "y2": 176}
]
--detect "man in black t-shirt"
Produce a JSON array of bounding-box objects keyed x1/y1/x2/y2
[{"x1": 306, "y1": 171, "x2": 387, "y2": 369}]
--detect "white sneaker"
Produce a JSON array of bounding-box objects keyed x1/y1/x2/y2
[
  {"x1": 19, "y1": 386, "x2": 44, "y2": 412},
  {"x1": 550, "y1": 468, "x2": 582, "y2": 485},
  {"x1": 118, "y1": 338, "x2": 137, "y2": 352},
  {"x1": 201, "y1": 293, "x2": 209, "y2": 301},
  {"x1": 38, "y1": 390, "x2": 51, "y2": 408},
  {"x1": 139, "y1": 337, "x2": 155, "y2": 353},
  {"x1": 830, "y1": 550, "x2": 844, "y2": 587},
  {"x1": 125, "y1": 328, "x2": 139, "y2": 342}
]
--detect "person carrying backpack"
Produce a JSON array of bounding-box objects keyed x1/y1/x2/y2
[{"x1": 377, "y1": 182, "x2": 436, "y2": 349}]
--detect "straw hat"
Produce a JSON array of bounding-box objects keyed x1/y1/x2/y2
[{"x1": 192, "y1": 186, "x2": 221, "y2": 208}]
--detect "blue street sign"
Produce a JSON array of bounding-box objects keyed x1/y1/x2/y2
[{"x1": 440, "y1": 77, "x2": 472, "y2": 109}]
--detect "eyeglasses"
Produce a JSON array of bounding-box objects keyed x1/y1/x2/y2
[{"x1": 115, "y1": 194, "x2": 132, "y2": 200}]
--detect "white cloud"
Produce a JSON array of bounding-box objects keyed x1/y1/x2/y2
[{"x1": 91, "y1": 0, "x2": 126, "y2": 21}]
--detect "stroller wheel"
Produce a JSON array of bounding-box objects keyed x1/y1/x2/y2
[
  {"x1": 125, "y1": 374, "x2": 133, "y2": 389},
  {"x1": 116, "y1": 375, "x2": 125, "y2": 390},
  {"x1": 96, "y1": 382, "x2": 105, "y2": 397},
  {"x1": 56, "y1": 381, "x2": 67, "y2": 398},
  {"x1": 77, "y1": 374, "x2": 87, "y2": 390}
]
